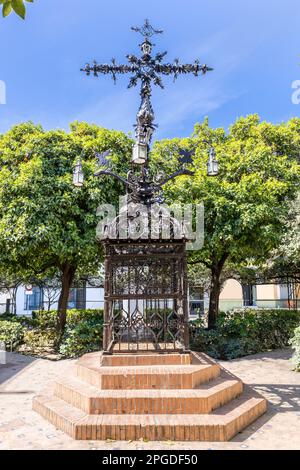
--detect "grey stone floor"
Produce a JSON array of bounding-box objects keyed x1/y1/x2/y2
[{"x1": 0, "y1": 348, "x2": 299, "y2": 450}]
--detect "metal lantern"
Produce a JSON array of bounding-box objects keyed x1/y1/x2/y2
[
  {"x1": 73, "y1": 159, "x2": 84, "y2": 187},
  {"x1": 141, "y1": 39, "x2": 152, "y2": 55},
  {"x1": 132, "y1": 141, "x2": 148, "y2": 165},
  {"x1": 207, "y1": 147, "x2": 219, "y2": 176}
]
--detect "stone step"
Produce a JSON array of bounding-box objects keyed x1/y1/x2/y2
[
  {"x1": 76, "y1": 354, "x2": 220, "y2": 390},
  {"x1": 33, "y1": 391, "x2": 267, "y2": 441},
  {"x1": 54, "y1": 374, "x2": 243, "y2": 414},
  {"x1": 101, "y1": 352, "x2": 191, "y2": 367}
]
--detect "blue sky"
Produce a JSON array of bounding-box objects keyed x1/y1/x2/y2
[{"x1": 0, "y1": 0, "x2": 300, "y2": 140}]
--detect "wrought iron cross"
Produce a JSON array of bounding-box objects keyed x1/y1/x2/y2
[
  {"x1": 79, "y1": 20, "x2": 214, "y2": 205},
  {"x1": 81, "y1": 19, "x2": 212, "y2": 150}
]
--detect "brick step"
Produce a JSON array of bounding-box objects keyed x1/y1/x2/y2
[
  {"x1": 101, "y1": 352, "x2": 191, "y2": 367},
  {"x1": 76, "y1": 357, "x2": 220, "y2": 390},
  {"x1": 76, "y1": 363, "x2": 220, "y2": 390},
  {"x1": 33, "y1": 391, "x2": 267, "y2": 441},
  {"x1": 54, "y1": 374, "x2": 243, "y2": 414}
]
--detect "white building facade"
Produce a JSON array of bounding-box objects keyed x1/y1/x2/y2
[
  {"x1": 0, "y1": 284, "x2": 105, "y2": 316},
  {"x1": 0, "y1": 279, "x2": 297, "y2": 317}
]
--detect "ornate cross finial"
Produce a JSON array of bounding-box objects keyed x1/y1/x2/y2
[
  {"x1": 131, "y1": 19, "x2": 163, "y2": 38},
  {"x1": 81, "y1": 22, "x2": 212, "y2": 158}
]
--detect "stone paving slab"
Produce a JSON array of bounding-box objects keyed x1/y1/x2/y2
[{"x1": 0, "y1": 349, "x2": 299, "y2": 450}]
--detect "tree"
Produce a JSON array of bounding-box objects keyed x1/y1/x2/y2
[
  {"x1": 278, "y1": 193, "x2": 300, "y2": 270},
  {"x1": 36, "y1": 274, "x2": 61, "y2": 311},
  {"x1": 1, "y1": 0, "x2": 33, "y2": 19},
  {"x1": 264, "y1": 192, "x2": 300, "y2": 299},
  {"x1": 0, "y1": 271, "x2": 23, "y2": 314},
  {"x1": 0, "y1": 121, "x2": 132, "y2": 334},
  {"x1": 151, "y1": 115, "x2": 300, "y2": 328}
]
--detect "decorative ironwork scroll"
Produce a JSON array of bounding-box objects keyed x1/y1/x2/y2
[{"x1": 103, "y1": 241, "x2": 189, "y2": 353}]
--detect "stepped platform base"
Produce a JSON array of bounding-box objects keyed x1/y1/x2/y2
[{"x1": 33, "y1": 350, "x2": 267, "y2": 441}]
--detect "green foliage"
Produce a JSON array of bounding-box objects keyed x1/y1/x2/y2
[
  {"x1": 270, "y1": 193, "x2": 300, "y2": 278},
  {"x1": 290, "y1": 326, "x2": 300, "y2": 371},
  {"x1": 0, "y1": 122, "x2": 132, "y2": 332},
  {"x1": 152, "y1": 116, "x2": 300, "y2": 269},
  {"x1": 1, "y1": 0, "x2": 33, "y2": 19},
  {"x1": 65, "y1": 308, "x2": 103, "y2": 326},
  {"x1": 31, "y1": 310, "x2": 57, "y2": 328},
  {"x1": 144, "y1": 308, "x2": 172, "y2": 319},
  {"x1": 22, "y1": 328, "x2": 58, "y2": 353},
  {"x1": 59, "y1": 318, "x2": 103, "y2": 358},
  {"x1": 191, "y1": 309, "x2": 300, "y2": 360},
  {"x1": 0, "y1": 320, "x2": 24, "y2": 349},
  {"x1": 151, "y1": 115, "x2": 300, "y2": 326},
  {"x1": 31, "y1": 308, "x2": 104, "y2": 328},
  {"x1": 0, "y1": 309, "x2": 104, "y2": 357},
  {"x1": 0, "y1": 313, "x2": 37, "y2": 327},
  {"x1": 25, "y1": 309, "x2": 103, "y2": 357},
  {"x1": 0, "y1": 122, "x2": 132, "y2": 279},
  {"x1": 0, "y1": 117, "x2": 299, "y2": 330},
  {"x1": 0, "y1": 312, "x2": 18, "y2": 322}
]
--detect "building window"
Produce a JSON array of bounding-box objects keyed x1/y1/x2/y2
[
  {"x1": 242, "y1": 284, "x2": 256, "y2": 307},
  {"x1": 68, "y1": 288, "x2": 86, "y2": 310},
  {"x1": 189, "y1": 286, "x2": 204, "y2": 316},
  {"x1": 24, "y1": 287, "x2": 43, "y2": 311}
]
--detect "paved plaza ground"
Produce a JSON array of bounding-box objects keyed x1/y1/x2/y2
[{"x1": 0, "y1": 348, "x2": 299, "y2": 450}]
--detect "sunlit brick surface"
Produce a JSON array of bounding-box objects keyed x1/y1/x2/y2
[{"x1": 32, "y1": 351, "x2": 267, "y2": 441}]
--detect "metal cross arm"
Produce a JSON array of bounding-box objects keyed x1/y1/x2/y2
[
  {"x1": 81, "y1": 55, "x2": 212, "y2": 89},
  {"x1": 81, "y1": 20, "x2": 212, "y2": 136},
  {"x1": 81, "y1": 60, "x2": 137, "y2": 83},
  {"x1": 80, "y1": 20, "x2": 213, "y2": 186},
  {"x1": 156, "y1": 61, "x2": 213, "y2": 80}
]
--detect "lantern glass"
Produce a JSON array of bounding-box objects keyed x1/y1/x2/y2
[
  {"x1": 73, "y1": 161, "x2": 84, "y2": 187},
  {"x1": 141, "y1": 40, "x2": 152, "y2": 55},
  {"x1": 207, "y1": 158, "x2": 218, "y2": 176},
  {"x1": 207, "y1": 147, "x2": 219, "y2": 176},
  {"x1": 132, "y1": 142, "x2": 147, "y2": 165}
]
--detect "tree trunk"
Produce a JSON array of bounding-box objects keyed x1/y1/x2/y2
[
  {"x1": 208, "y1": 266, "x2": 221, "y2": 329},
  {"x1": 47, "y1": 294, "x2": 51, "y2": 312},
  {"x1": 11, "y1": 286, "x2": 19, "y2": 315},
  {"x1": 57, "y1": 263, "x2": 76, "y2": 335},
  {"x1": 208, "y1": 255, "x2": 228, "y2": 329}
]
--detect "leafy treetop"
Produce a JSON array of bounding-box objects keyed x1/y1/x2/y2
[
  {"x1": 1, "y1": 0, "x2": 33, "y2": 20},
  {"x1": 151, "y1": 114, "x2": 300, "y2": 326},
  {"x1": 0, "y1": 121, "x2": 133, "y2": 331}
]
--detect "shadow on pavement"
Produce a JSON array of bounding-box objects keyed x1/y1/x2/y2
[{"x1": 0, "y1": 352, "x2": 37, "y2": 387}]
